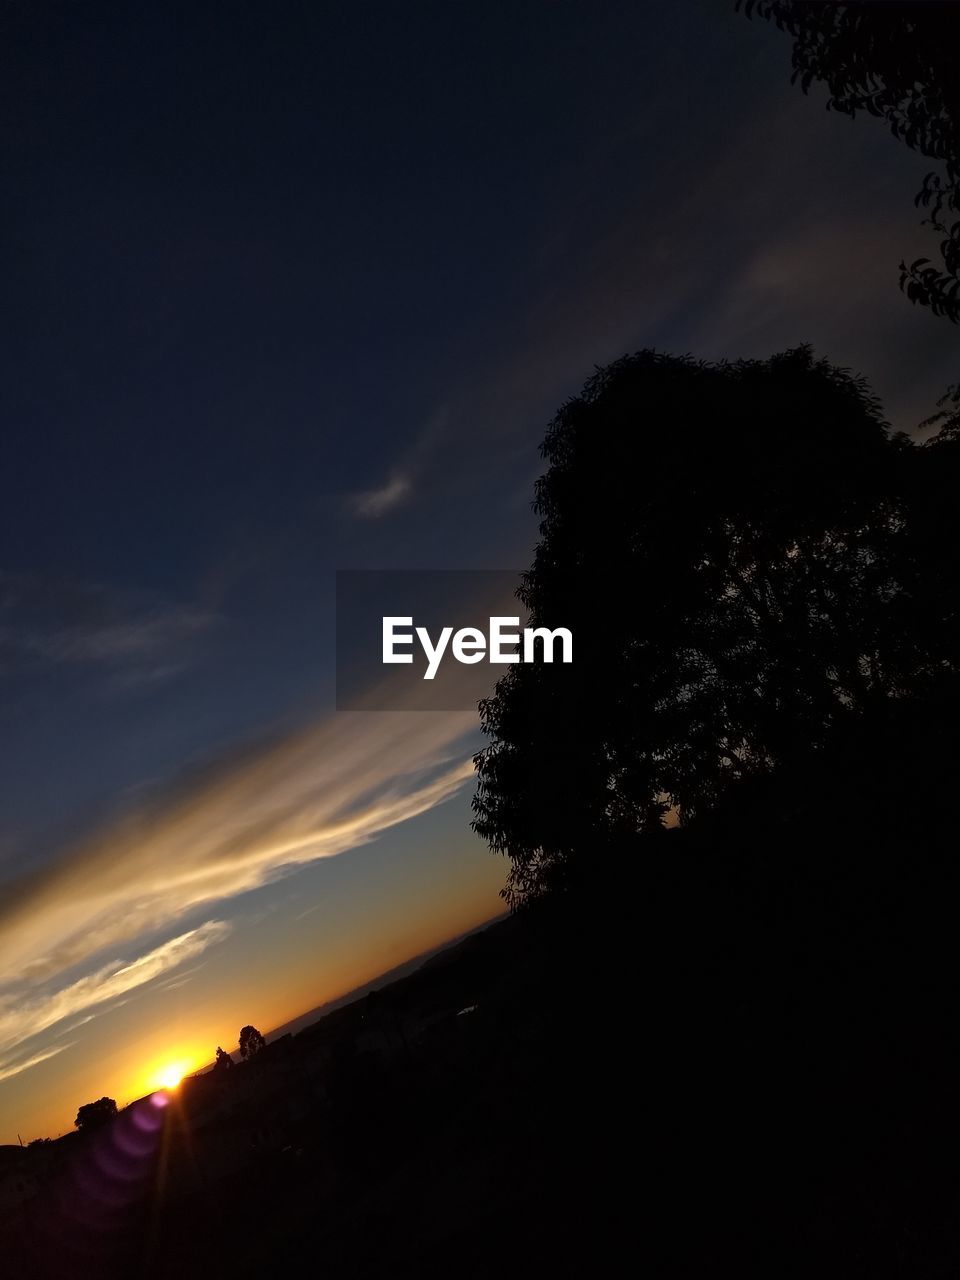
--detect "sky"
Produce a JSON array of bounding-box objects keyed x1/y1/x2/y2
[{"x1": 1, "y1": 0, "x2": 957, "y2": 1142}]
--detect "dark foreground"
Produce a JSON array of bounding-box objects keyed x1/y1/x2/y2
[{"x1": 6, "y1": 689, "x2": 960, "y2": 1277}]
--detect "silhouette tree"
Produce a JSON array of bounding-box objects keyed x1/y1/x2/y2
[
  {"x1": 214, "y1": 1045, "x2": 234, "y2": 1071},
  {"x1": 75, "y1": 1097, "x2": 118, "y2": 1132},
  {"x1": 238, "y1": 1025, "x2": 266, "y2": 1059},
  {"x1": 472, "y1": 347, "x2": 953, "y2": 906},
  {"x1": 739, "y1": 1, "x2": 960, "y2": 323}
]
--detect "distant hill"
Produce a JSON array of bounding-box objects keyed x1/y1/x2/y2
[{"x1": 263, "y1": 912, "x2": 508, "y2": 1042}]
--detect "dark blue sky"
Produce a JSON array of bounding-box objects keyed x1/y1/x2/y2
[{"x1": 1, "y1": 1, "x2": 957, "y2": 1137}]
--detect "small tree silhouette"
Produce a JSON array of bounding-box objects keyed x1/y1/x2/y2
[
  {"x1": 75, "y1": 1097, "x2": 118, "y2": 1132},
  {"x1": 238, "y1": 1025, "x2": 265, "y2": 1059},
  {"x1": 214, "y1": 1046, "x2": 234, "y2": 1071}
]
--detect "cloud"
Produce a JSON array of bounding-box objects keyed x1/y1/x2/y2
[
  {"x1": 352, "y1": 91, "x2": 957, "y2": 529},
  {"x1": 0, "y1": 922, "x2": 231, "y2": 1082},
  {"x1": 0, "y1": 571, "x2": 216, "y2": 681},
  {"x1": 0, "y1": 704, "x2": 476, "y2": 1020},
  {"x1": 349, "y1": 472, "x2": 413, "y2": 518},
  {"x1": 19, "y1": 608, "x2": 211, "y2": 664},
  {"x1": 155, "y1": 976, "x2": 193, "y2": 992},
  {"x1": 0, "y1": 1042, "x2": 77, "y2": 1086},
  {"x1": 58, "y1": 1015, "x2": 96, "y2": 1036},
  {"x1": 345, "y1": 407, "x2": 453, "y2": 521}
]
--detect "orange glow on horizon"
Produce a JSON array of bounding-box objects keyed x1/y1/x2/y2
[
  {"x1": 130, "y1": 1051, "x2": 209, "y2": 1102},
  {"x1": 5, "y1": 887, "x2": 505, "y2": 1144}
]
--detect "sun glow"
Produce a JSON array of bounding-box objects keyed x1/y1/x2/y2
[
  {"x1": 153, "y1": 1062, "x2": 187, "y2": 1090},
  {"x1": 124, "y1": 1046, "x2": 210, "y2": 1107}
]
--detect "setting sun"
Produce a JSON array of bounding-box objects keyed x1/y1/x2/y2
[
  {"x1": 124, "y1": 1044, "x2": 212, "y2": 1105},
  {"x1": 154, "y1": 1063, "x2": 187, "y2": 1091}
]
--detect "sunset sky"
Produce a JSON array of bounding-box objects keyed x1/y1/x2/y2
[{"x1": 1, "y1": 1, "x2": 956, "y2": 1143}]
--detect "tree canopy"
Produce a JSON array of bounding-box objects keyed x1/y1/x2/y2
[
  {"x1": 75, "y1": 1096, "x2": 118, "y2": 1132},
  {"x1": 238, "y1": 1025, "x2": 266, "y2": 1059},
  {"x1": 472, "y1": 346, "x2": 958, "y2": 907}
]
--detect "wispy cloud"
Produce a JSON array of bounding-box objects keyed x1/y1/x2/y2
[
  {"x1": 0, "y1": 703, "x2": 476, "y2": 1087},
  {"x1": 58, "y1": 1015, "x2": 96, "y2": 1036},
  {"x1": 355, "y1": 96, "x2": 956, "y2": 528},
  {"x1": 0, "y1": 570, "x2": 216, "y2": 684},
  {"x1": 155, "y1": 976, "x2": 194, "y2": 992},
  {"x1": 0, "y1": 1041, "x2": 77, "y2": 1086},
  {"x1": 345, "y1": 407, "x2": 453, "y2": 520},
  {"x1": 0, "y1": 922, "x2": 231, "y2": 1082},
  {"x1": 349, "y1": 472, "x2": 413, "y2": 518}
]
